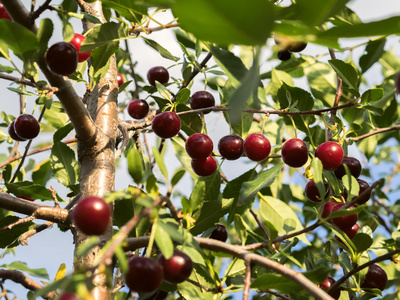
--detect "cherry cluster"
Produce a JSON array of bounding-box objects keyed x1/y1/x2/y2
[
  {"x1": 0, "y1": 4, "x2": 11, "y2": 20},
  {"x1": 274, "y1": 34, "x2": 308, "y2": 61}
]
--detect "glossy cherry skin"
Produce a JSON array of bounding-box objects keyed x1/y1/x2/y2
[
  {"x1": 277, "y1": 50, "x2": 291, "y2": 61},
  {"x1": 185, "y1": 133, "x2": 213, "y2": 159},
  {"x1": 58, "y1": 293, "x2": 80, "y2": 300},
  {"x1": 281, "y1": 138, "x2": 309, "y2": 168},
  {"x1": 319, "y1": 277, "x2": 340, "y2": 300},
  {"x1": 151, "y1": 112, "x2": 181, "y2": 139},
  {"x1": 315, "y1": 141, "x2": 344, "y2": 171},
  {"x1": 335, "y1": 223, "x2": 360, "y2": 244},
  {"x1": 210, "y1": 224, "x2": 228, "y2": 242},
  {"x1": 117, "y1": 73, "x2": 124, "y2": 87},
  {"x1": 14, "y1": 114, "x2": 40, "y2": 140},
  {"x1": 305, "y1": 180, "x2": 330, "y2": 202},
  {"x1": 190, "y1": 91, "x2": 215, "y2": 114},
  {"x1": 191, "y1": 156, "x2": 217, "y2": 177},
  {"x1": 290, "y1": 42, "x2": 307, "y2": 52},
  {"x1": 354, "y1": 179, "x2": 371, "y2": 205},
  {"x1": 334, "y1": 156, "x2": 362, "y2": 179},
  {"x1": 243, "y1": 133, "x2": 271, "y2": 161},
  {"x1": 125, "y1": 257, "x2": 164, "y2": 294},
  {"x1": 0, "y1": 4, "x2": 11, "y2": 20},
  {"x1": 158, "y1": 250, "x2": 193, "y2": 284},
  {"x1": 330, "y1": 203, "x2": 358, "y2": 230},
  {"x1": 46, "y1": 42, "x2": 78, "y2": 76},
  {"x1": 218, "y1": 135, "x2": 244, "y2": 160},
  {"x1": 147, "y1": 66, "x2": 169, "y2": 86},
  {"x1": 8, "y1": 120, "x2": 27, "y2": 142},
  {"x1": 127, "y1": 99, "x2": 149, "y2": 120},
  {"x1": 72, "y1": 196, "x2": 111, "y2": 236},
  {"x1": 361, "y1": 264, "x2": 388, "y2": 292},
  {"x1": 320, "y1": 201, "x2": 337, "y2": 220},
  {"x1": 69, "y1": 33, "x2": 91, "y2": 62}
]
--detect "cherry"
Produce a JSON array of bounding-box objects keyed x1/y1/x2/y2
[
  {"x1": 125, "y1": 257, "x2": 164, "y2": 294},
  {"x1": 117, "y1": 73, "x2": 124, "y2": 87},
  {"x1": 46, "y1": 42, "x2": 78, "y2": 76},
  {"x1": 127, "y1": 99, "x2": 149, "y2": 120},
  {"x1": 0, "y1": 4, "x2": 11, "y2": 20},
  {"x1": 334, "y1": 156, "x2": 362, "y2": 179},
  {"x1": 147, "y1": 290, "x2": 169, "y2": 300},
  {"x1": 72, "y1": 196, "x2": 111, "y2": 236},
  {"x1": 17, "y1": 195, "x2": 35, "y2": 202},
  {"x1": 361, "y1": 264, "x2": 388, "y2": 292},
  {"x1": 147, "y1": 66, "x2": 169, "y2": 86},
  {"x1": 319, "y1": 277, "x2": 340, "y2": 300},
  {"x1": 189, "y1": 91, "x2": 215, "y2": 114},
  {"x1": 218, "y1": 135, "x2": 244, "y2": 160},
  {"x1": 315, "y1": 141, "x2": 344, "y2": 171},
  {"x1": 185, "y1": 133, "x2": 214, "y2": 159},
  {"x1": 320, "y1": 201, "x2": 337, "y2": 220},
  {"x1": 305, "y1": 180, "x2": 330, "y2": 202},
  {"x1": 396, "y1": 72, "x2": 400, "y2": 94},
  {"x1": 277, "y1": 50, "x2": 291, "y2": 61},
  {"x1": 335, "y1": 223, "x2": 360, "y2": 244},
  {"x1": 8, "y1": 120, "x2": 27, "y2": 142},
  {"x1": 330, "y1": 203, "x2": 358, "y2": 230},
  {"x1": 69, "y1": 33, "x2": 91, "y2": 62},
  {"x1": 158, "y1": 250, "x2": 193, "y2": 284},
  {"x1": 243, "y1": 133, "x2": 271, "y2": 161},
  {"x1": 290, "y1": 42, "x2": 307, "y2": 52},
  {"x1": 191, "y1": 156, "x2": 217, "y2": 177},
  {"x1": 354, "y1": 179, "x2": 371, "y2": 205},
  {"x1": 58, "y1": 293, "x2": 80, "y2": 300},
  {"x1": 281, "y1": 138, "x2": 309, "y2": 168},
  {"x1": 209, "y1": 224, "x2": 228, "y2": 242},
  {"x1": 14, "y1": 114, "x2": 40, "y2": 140},
  {"x1": 151, "y1": 111, "x2": 181, "y2": 139}
]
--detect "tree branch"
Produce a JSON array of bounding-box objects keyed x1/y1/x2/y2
[
  {"x1": 0, "y1": 72, "x2": 58, "y2": 92},
  {"x1": 347, "y1": 125, "x2": 400, "y2": 142}
]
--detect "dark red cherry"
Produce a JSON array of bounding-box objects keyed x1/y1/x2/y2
[
  {"x1": 151, "y1": 111, "x2": 181, "y2": 139},
  {"x1": 189, "y1": 91, "x2": 215, "y2": 114},
  {"x1": 330, "y1": 203, "x2": 358, "y2": 230},
  {"x1": 46, "y1": 42, "x2": 78, "y2": 76},
  {"x1": 218, "y1": 135, "x2": 244, "y2": 160},
  {"x1": 243, "y1": 133, "x2": 271, "y2": 161},
  {"x1": 0, "y1": 4, "x2": 11, "y2": 20},
  {"x1": 315, "y1": 141, "x2": 344, "y2": 171},
  {"x1": 277, "y1": 50, "x2": 291, "y2": 61},
  {"x1": 320, "y1": 201, "x2": 337, "y2": 220},
  {"x1": 147, "y1": 66, "x2": 169, "y2": 86},
  {"x1": 147, "y1": 290, "x2": 168, "y2": 300},
  {"x1": 305, "y1": 180, "x2": 330, "y2": 202},
  {"x1": 281, "y1": 138, "x2": 309, "y2": 168},
  {"x1": 58, "y1": 292, "x2": 80, "y2": 300},
  {"x1": 185, "y1": 133, "x2": 213, "y2": 159},
  {"x1": 191, "y1": 156, "x2": 217, "y2": 177},
  {"x1": 69, "y1": 33, "x2": 91, "y2": 62},
  {"x1": 14, "y1": 114, "x2": 40, "y2": 140},
  {"x1": 210, "y1": 224, "x2": 228, "y2": 242},
  {"x1": 354, "y1": 179, "x2": 371, "y2": 205},
  {"x1": 361, "y1": 264, "x2": 388, "y2": 292},
  {"x1": 290, "y1": 42, "x2": 307, "y2": 52},
  {"x1": 117, "y1": 73, "x2": 124, "y2": 87},
  {"x1": 125, "y1": 257, "x2": 164, "y2": 294},
  {"x1": 319, "y1": 277, "x2": 340, "y2": 300},
  {"x1": 158, "y1": 250, "x2": 193, "y2": 284},
  {"x1": 334, "y1": 156, "x2": 362, "y2": 179},
  {"x1": 127, "y1": 99, "x2": 149, "y2": 120},
  {"x1": 335, "y1": 223, "x2": 360, "y2": 244},
  {"x1": 8, "y1": 120, "x2": 27, "y2": 142}
]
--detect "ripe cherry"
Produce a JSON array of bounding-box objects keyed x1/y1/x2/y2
[
  {"x1": 8, "y1": 120, "x2": 27, "y2": 142},
  {"x1": 72, "y1": 196, "x2": 111, "y2": 236},
  {"x1": 0, "y1": 4, "x2": 11, "y2": 20},
  {"x1": 218, "y1": 135, "x2": 244, "y2": 160},
  {"x1": 147, "y1": 291, "x2": 168, "y2": 300},
  {"x1": 185, "y1": 133, "x2": 214, "y2": 159},
  {"x1": 151, "y1": 111, "x2": 181, "y2": 139},
  {"x1": 361, "y1": 264, "x2": 388, "y2": 292},
  {"x1": 281, "y1": 138, "x2": 309, "y2": 168},
  {"x1": 354, "y1": 179, "x2": 371, "y2": 205},
  {"x1": 315, "y1": 141, "x2": 344, "y2": 171},
  {"x1": 69, "y1": 33, "x2": 91, "y2": 62},
  {"x1": 46, "y1": 42, "x2": 78, "y2": 76},
  {"x1": 334, "y1": 156, "x2": 362, "y2": 179},
  {"x1": 319, "y1": 277, "x2": 340, "y2": 300},
  {"x1": 320, "y1": 201, "x2": 337, "y2": 220},
  {"x1": 158, "y1": 250, "x2": 193, "y2": 284},
  {"x1": 125, "y1": 257, "x2": 164, "y2": 294},
  {"x1": 210, "y1": 224, "x2": 228, "y2": 242},
  {"x1": 127, "y1": 99, "x2": 149, "y2": 120},
  {"x1": 335, "y1": 223, "x2": 360, "y2": 244},
  {"x1": 189, "y1": 91, "x2": 215, "y2": 114},
  {"x1": 305, "y1": 180, "x2": 330, "y2": 202},
  {"x1": 117, "y1": 73, "x2": 124, "y2": 87},
  {"x1": 58, "y1": 293, "x2": 80, "y2": 300},
  {"x1": 191, "y1": 156, "x2": 217, "y2": 177},
  {"x1": 330, "y1": 203, "x2": 358, "y2": 230},
  {"x1": 277, "y1": 50, "x2": 291, "y2": 61},
  {"x1": 243, "y1": 133, "x2": 271, "y2": 161},
  {"x1": 14, "y1": 114, "x2": 40, "y2": 140},
  {"x1": 147, "y1": 66, "x2": 169, "y2": 86},
  {"x1": 290, "y1": 42, "x2": 308, "y2": 52}
]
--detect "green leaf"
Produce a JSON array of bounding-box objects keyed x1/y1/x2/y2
[
  {"x1": 172, "y1": 0, "x2": 274, "y2": 46},
  {"x1": 32, "y1": 160, "x2": 52, "y2": 187},
  {"x1": 36, "y1": 18, "x2": 54, "y2": 59},
  {"x1": 89, "y1": 41, "x2": 119, "y2": 80},
  {"x1": 238, "y1": 163, "x2": 284, "y2": 206},
  {"x1": 171, "y1": 168, "x2": 185, "y2": 187},
  {"x1": 155, "y1": 220, "x2": 174, "y2": 259},
  {"x1": 0, "y1": 20, "x2": 39, "y2": 56},
  {"x1": 294, "y1": 0, "x2": 350, "y2": 26},
  {"x1": 155, "y1": 81, "x2": 171, "y2": 101},
  {"x1": 83, "y1": 12, "x2": 102, "y2": 24},
  {"x1": 152, "y1": 146, "x2": 169, "y2": 181},
  {"x1": 359, "y1": 38, "x2": 386, "y2": 73},
  {"x1": 188, "y1": 180, "x2": 206, "y2": 213},
  {"x1": 361, "y1": 88, "x2": 384, "y2": 104},
  {"x1": 234, "y1": 215, "x2": 247, "y2": 245},
  {"x1": 127, "y1": 146, "x2": 144, "y2": 184},
  {"x1": 0, "y1": 216, "x2": 33, "y2": 248},
  {"x1": 328, "y1": 59, "x2": 358, "y2": 90},
  {"x1": 5, "y1": 181, "x2": 54, "y2": 201},
  {"x1": 176, "y1": 104, "x2": 202, "y2": 136},
  {"x1": 352, "y1": 233, "x2": 373, "y2": 253},
  {"x1": 80, "y1": 22, "x2": 129, "y2": 52},
  {"x1": 76, "y1": 236, "x2": 100, "y2": 257},
  {"x1": 142, "y1": 37, "x2": 179, "y2": 62},
  {"x1": 42, "y1": 102, "x2": 68, "y2": 130},
  {"x1": 0, "y1": 261, "x2": 48, "y2": 279},
  {"x1": 251, "y1": 273, "x2": 301, "y2": 293},
  {"x1": 50, "y1": 142, "x2": 78, "y2": 188},
  {"x1": 175, "y1": 88, "x2": 191, "y2": 105},
  {"x1": 99, "y1": 0, "x2": 147, "y2": 22},
  {"x1": 311, "y1": 158, "x2": 326, "y2": 202}
]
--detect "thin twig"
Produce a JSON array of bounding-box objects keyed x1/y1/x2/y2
[
  {"x1": 347, "y1": 125, "x2": 400, "y2": 142},
  {"x1": 249, "y1": 209, "x2": 270, "y2": 242},
  {"x1": 124, "y1": 39, "x2": 140, "y2": 99},
  {"x1": 29, "y1": 0, "x2": 52, "y2": 21},
  {"x1": 243, "y1": 258, "x2": 252, "y2": 300},
  {"x1": 19, "y1": 221, "x2": 53, "y2": 245},
  {"x1": 130, "y1": 23, "x2": 180, "y2": 35},
  {"x1": 0, "y1": 73, "x2": 58, "y2": 92}
]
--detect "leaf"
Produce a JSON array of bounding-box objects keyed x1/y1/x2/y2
[
  {"x1": 99, "y1": 0, "x2": 147, "y2": 22},
  {"x1": 1, "y1": 261, "x2": 49, "y2": 279},
  {"x1": 172, "y1": 0, "x2": 274, "y2": 46},
  {"x1": 127, "y1": 146, "x2": 144, "y2": 184},
  {"x1": 155, "y1": 81, "x2": 171, "y2": 101},
  {"x1": 5, "y1": 181, "x2": 54, "y2": 201},
  {"x1": 359, "y1": 38, "x2": 386, "y2": 73},
  {"x1": 80, "y1": 22, "x2": 129, "y2": 52},
  {"x1": 83, "y1": 13, "x2": 102, "y2": 24},
  {"x1": 151, "y1": 146, "x2": 169, "y2": 181},
  {"x1": 0, "y1": 20, "x2": 39, "y2": 56},
  {"x1": 36, "y1": 18, "x2": 54, "y2": 59},
  {"x1": 234, "y1": 215, "x2": 247, "y2": 245},
  {"x1": 251, "y1": 273, "x2": 301, "y2": 293},
  {"x1": 142, "y1": 37, "x2": 179, "y2": 61},
  {"x1": 294, "y1": 0, "x2": 350, "y2": 26},
  {"x1": 361, "y1": 88, "x2": 384, "y2": 104},
  {"x1": 54, "y1": 264, "x2": 66, "y2": 281},
  {"x1": 238, "y1": 163, "x2": 284, "y2": 206},
  {"x1": 175, "y1": 88, "x2": 191, "y2": 105},
  {"x1": 176, "y1": 104, "x2": 202, "y2": 136},
  {"x1": 171, "y1": 168, "x2": 185, "y2": 187},
  {"x1": 89, "y1": 41, "x2": 119, "y2": 80},
  {"x1": 352, "y1": 233, "x2": 373, "y2": 253},
  {"x1": 328, "y1": 59, "x2": 358, "y2": 90},
  {"x1": 0, "y1": 216, "x2": 33, "y2": 248},
  {"x1": 155, "y1": 221, "x2": 174, "y2": 259},
  {"x1": 32, "y1": 159, "x2": 52, "y2": 187},
  {"x1": 50, "y1": 142, "x2": 78, "y2": 188}
]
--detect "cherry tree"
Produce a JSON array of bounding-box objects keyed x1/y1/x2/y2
[{"x1": 0, "y1": 0, "x2": 400, "y2": 299}]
